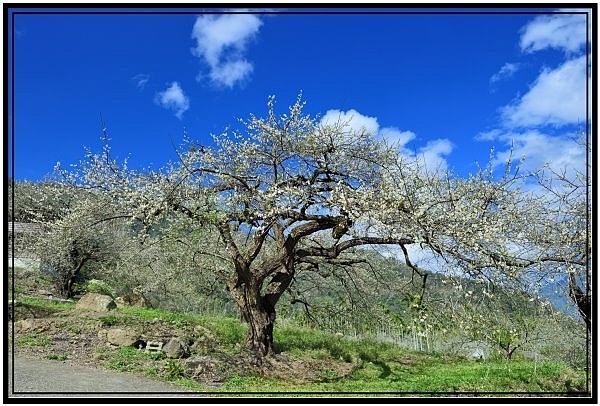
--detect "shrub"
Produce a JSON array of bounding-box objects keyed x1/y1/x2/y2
[{"x1": 165, "y1": 359, "x2": 189, "y2": 380}]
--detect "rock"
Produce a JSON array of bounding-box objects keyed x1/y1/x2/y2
[
  {"x1": 114, "y1": 297, "x2": 125, "y2": 308},
  {"x1": 468, "y1": 347, "x2": 487, "y2": 360},
  {"x1": 193, "y1": 325, "x2": 215, "y2": 338},
  {"x1": 92, "y1": 352, "x2": 107, "y2": 361},
  {"x1": 97, "y1": 329, "x2": 108, "y2": 341},
  {"x1": 114, "y1": 290, "x2": 152, "y2": 309},
  {"x1": 105, "y1": 327, "x2": 142, "y2": 347},
  {"x1": 191, "y1": 326, "x2": 217, "y2": 354},
  {"x1": 187, "y1": 356, "x2": 225, "y2": 385},
  {"x1": 163, "y1": 337, "x2": 190, "y2": 359},
  {"x1": 75, "y1": 293, "x2": 116, "y2": 312},
  {"x1": 14, "y1": 318, "x2": 35, "y2": 332}
]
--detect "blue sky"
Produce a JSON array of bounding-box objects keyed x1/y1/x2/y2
[{"x1": 8, "y1": 7, "x2": 591, "y2": 182}]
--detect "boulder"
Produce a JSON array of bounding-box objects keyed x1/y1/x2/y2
[
  {"x1": 163, "y1": 337, "x2": 190, "y2": 359},
  {"x1": 114, "y1": 290, "x2": 152, "y2": 309},
  {"x1": 97, "y1": 328, "x2": 108, "y2": 341},
  {"x1": 105, "y1": 327, "x2": 142, "y2": 347},
  {"x1": 75, "y1": 293, "x2": 116, "y2": 312},
  {"x1": 14, "y1": 318, "x2": 35, "y2": 333},
  {"x1": 191, "y1": 325, "x2": 217, "y2": 353}
]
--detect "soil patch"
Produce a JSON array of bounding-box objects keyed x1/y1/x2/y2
[{"x1": 9, "y1": 304, "x2": 357, "y2": 389}]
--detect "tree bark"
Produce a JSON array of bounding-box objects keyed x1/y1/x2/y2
[
  {"x1": 569, "y1": 273, "x2": 591, "y2": 331},
  {"x1": 242, "y1": 298, "x2": 276, "y2": 356},
  {"x1": 228, "y1": 280, "x2": 277, "y2": 356},
  {"x1": 60, "y1": 256, "x2": 90, "y2": 298}
]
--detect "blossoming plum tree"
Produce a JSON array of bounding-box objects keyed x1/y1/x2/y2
[
  {"x1": 531, "y1": 139, "x2": 591, "y2": 331},
  {"x1": 57, "y1": 95, "x2": 589, "y2": 356},
  {"x1": 10, "y1": 181, "x2": 130, "y2": 298}
]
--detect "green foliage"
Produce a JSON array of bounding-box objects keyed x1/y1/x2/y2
[
  {"x1": 11, "y1": 281, "x2": 584, "y2": 395},
  {"x1": 274, "y1": 324, "x2": 333, "y2": 354},
  {"x1": 148, "y1": 351, "x2": 166, "y2": 361},
  {"x1": 102, "y1": 347, "x2": 138, "y2": 372},
  {"x1": 9, "y1": 284, "x2": 28, "y2": 297},
  {"x1": 114, "y1": 306, "x2": 246, "y2": 346},
  {"x1": 102, "y1": 346, "x2": 159, "y2": 373},
  {"x1": 103, "y1": 346, "x2": 191, "y2": 383},
  {"x1": 164, "y1": 359, "x2": 189, "y2": 380},
  {"x1": 216, "y1": 351, "x2": 584, "y2": 393}
]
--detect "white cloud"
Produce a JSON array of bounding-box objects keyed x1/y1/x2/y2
[
  {"x1": 132, "y1": 73, "x2": 150, "y2": 90},
  {"x1": 500, "y1": 55, "x2": 587, "y2": 128},
  {"x1": 208, "y1": 60, "x2": 253, "y2": 88},
  {"x1": 520, "y1": 13, "x2": 587, "y2": 54},
  {"x1": 155, "y1": 82, "x2": 190, "y2": 119},
  {"x1": 417, "y1": 139, "x2": 453, "y2": 172},
  {"x1": 320, "y1": 109, "x2": 379, "y2": 135},
  {"x1": 479, "y1": 129, "x2": 586, "y2": 178},
  {"x1": 476, "y1": 13, "x2": 589, "y2": 204},
  {"x1": 191, "y1": 14, "x2": 263, "y2": 88},
  {"x1": 379, "y1": 127, "x2": 416, "y2": 149},
  {"x1": 319, "y1": 108, "x2": 452, "y2": 171},
  {"x1": 490, "y1": 62, "x2": 520, "y2": 84}
]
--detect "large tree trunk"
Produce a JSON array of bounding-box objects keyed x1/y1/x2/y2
[
  {"x1": 241, "y1": 297, "x2": 276, "y2": 356},
  {"x1": 229, "y1": 281, "x2": 277, "y2": 356},
  {"x1": 227, "y1": 262, "x2": 296, "y2": 357},
  {"x1": 569, "y1": 272, "x2": 591, "y2": 331}
]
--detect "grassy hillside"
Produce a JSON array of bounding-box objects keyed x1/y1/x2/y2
[{"x1": 9, "y1": 292, "x2": 588, "y2": 397}]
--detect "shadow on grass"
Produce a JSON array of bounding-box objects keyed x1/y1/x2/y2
[
  {"x1": 9, "y1": 302, "x2": 63, "y2": 320},
  {"x1": 359, "y1": 351, "x2": 392, "y2": 379}
]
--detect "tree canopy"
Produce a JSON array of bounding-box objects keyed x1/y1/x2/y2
[{"x1": 46, "y1": 94, "x2": 590, "y2": 356}]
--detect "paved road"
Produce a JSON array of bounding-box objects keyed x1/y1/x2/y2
[{"x1": 7, "y1": 356, "x2": 196, "y2": 398}]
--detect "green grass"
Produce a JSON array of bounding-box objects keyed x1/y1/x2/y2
[
  {"x1": 212, "y1": 358, "x2": 585, "y2": 394},
  {"x1": 117, "y1": 306, "x2": 197, "y2": 326},
  {"x1": 205, "y1": 322, "x2": 587, "y2": 394},
  {"x1": 46, "y1": 353, "x2": 69, "y2": 361},
  {"x1": 164, "y1": 359, "x2": 189, "y2": 380},
  {"x1": 116, "y1": 306, "x2": 246, "y2": 346},
  {"x1": 102, "y1": 346, "x2": 164, "y2": 375},
  {"x1": 16, "y1": 332, "x2": 52, "y2": 347},
  {"x1": 11, "y1": 295, "x2": 587, "y2": 395},
  {"x1": 60, "y1": 321, "x2": 82, "y2": 334},
  {"x1": 15, "y1": 296, "x2": 75, "y2": 312},
  {"x1": 196, "y1": 316, "x2": 247, "y2": 346},
  {"x1": 97, "y1": 314, "x2": 126, "y2": 326},
  {"x1": 9, "y1": 285, "x2": 28, "y2": 296}
]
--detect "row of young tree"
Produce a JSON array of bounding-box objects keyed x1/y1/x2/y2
[{"x1": 9, "y1": 95, "x2": 590, "y2": 359}]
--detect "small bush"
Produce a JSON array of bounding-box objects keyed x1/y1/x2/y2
[
  {"x1": 165, "y1": 359, "x2": 189, "y2": 380},
  {"x1": 330, "y1": 343, "x2": 353, "y2": 363},
  {"x1": 102, "y1": 346, "x2": 142, "y2": 372}
]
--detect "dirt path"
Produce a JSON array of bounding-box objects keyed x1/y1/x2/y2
[{"x1": 7, "y1": 355, "x2": 196, "y2": 398}]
